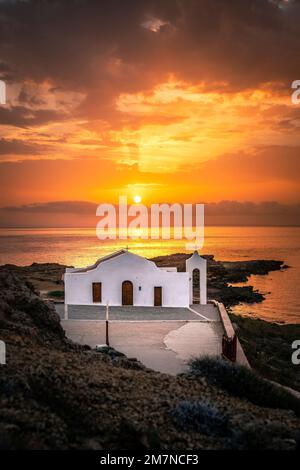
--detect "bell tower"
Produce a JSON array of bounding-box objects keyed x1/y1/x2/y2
[{"x1": 186, "y1": 250, "x2": 207, "y2": 305}]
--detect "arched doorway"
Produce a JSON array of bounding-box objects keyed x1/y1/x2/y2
[
  {"x1": 192, "y1": 268, "x2": 200, "y2": 304},
  {"x1": 122, "y1": 280, "x2": 133, "y2": 305}
]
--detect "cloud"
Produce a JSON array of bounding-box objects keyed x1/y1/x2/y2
[
  {"x1": 0, "y1": 138, "x2": 46, "y2": 155},
  {"x1": 183, "y1": 145, "x2": 300, "y2": 184},
  {"x1": 1, "y1": 0, "x2": 300, "y2": 121},
  {"x1": 0, "y1": 0, "x2": 300, "y2": 211},
  {"x1": 205, "y1": 200, "x2": 300, "y2": 216},
  {"x1": 0, "y1": 144, "x2": 298, "y2": 207},
  {"x1": 1, "y1": 200, "x2": 97, "y2": 214},
  {"x1": 18, "y1": 89, "x2": 46, "y2": 107},
  {"x1": 0, "y1": 106, "x2": 66, "y2": 128},
  {"x1": 1, "y1": 199, "x2": 299, "y2": 227},
  {"x1": 3, "y1": 199, "x2": 299, "y2": 216}
]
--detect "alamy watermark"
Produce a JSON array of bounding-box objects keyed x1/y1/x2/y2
[
  {"x1": 291, "y1": 80, "x2": 300, "y2": 104},
  {"x1": 291, "y1": 340, "x2": 300, "y2": 365},
  {"x1": 96, "y1": 196, "x2": 204, "y2": 250},
  {"x1": 0, "y1": 340, "x2": 6, "y2": 365},
  {"x1": 0, "y1": 80, "x2": 6, "y2": 104}
]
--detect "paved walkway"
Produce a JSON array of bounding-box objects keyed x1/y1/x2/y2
[
  {"x1": 57, "y1": 304, "x2": 224, "y2": 375},
  {"x1": 55, "y1": 304, "x2": 219, "y2": 321},
  {"x1": 189, "y1": 304, "x2": 221, "y2": 321},
  {"x1": 61, "y1": 319, "x2": 223, "y2": 375}
]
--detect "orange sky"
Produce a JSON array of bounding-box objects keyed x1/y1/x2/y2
[{"x1": 0, "y1": 0, "x2": 299, "y2": 226}]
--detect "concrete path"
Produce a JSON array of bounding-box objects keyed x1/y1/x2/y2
[
  {"x1": 56, "y1": 303, "x2": 226, "y2": 375},
  {"x1": 190, "y1": 303, "x2": 221, "y2": 321},
  {"x1": 56, "y1": 303, "x2": 249, "y2": 374},
  {"x1": 55, "y1": 304, "x2": 211, "y2": 321},
  {"x1": 61, "y1": 318, "x2": 223, "y2": 375}
]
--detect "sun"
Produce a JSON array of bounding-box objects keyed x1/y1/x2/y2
[{"x1": 133, "y1": 195, "x2": 142, "y2": 204}]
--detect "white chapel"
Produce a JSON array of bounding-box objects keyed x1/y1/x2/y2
[{"x1": 64, "y1": 249, "x2": 207, "y2": 308}]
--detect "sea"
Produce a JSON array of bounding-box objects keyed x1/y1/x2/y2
[{"x1": 0, "y1": 226, "x2": 299, "y2": 324}]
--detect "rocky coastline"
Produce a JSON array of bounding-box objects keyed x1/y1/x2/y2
[
  {"x1": 151, "y1": 253, "x2": 285, "y2": 307},
  {"x1": 1, "y1": 253, "x2": 286, "y2": 307}
]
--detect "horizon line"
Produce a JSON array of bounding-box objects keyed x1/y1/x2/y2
[{"x1": 0, "y1": 225, "x2": 300, "y2": 229}]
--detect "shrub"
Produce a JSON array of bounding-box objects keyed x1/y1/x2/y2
[
  {"x1": 48, "y1": 290, "x2": 64, "y2": 298},
  {"x1": 172, "y1": 399, "x2": 299, "y2": 449},
  {"x1": 189, "y1": 356, "x2": 300, "y2": 415},
  {"x1": 172, "y1": 400, "x2": 230, "y2": 437},
  {"x1": 230, "y1": 422, "x2": 297, "y2": 450}
]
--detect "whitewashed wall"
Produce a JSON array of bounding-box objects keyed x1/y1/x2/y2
[{"x1": 64, "y1": 251, "x2": 189, "y2": 307}]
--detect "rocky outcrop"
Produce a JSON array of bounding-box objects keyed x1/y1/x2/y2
[
  {"x1": 222, "y1": 260, "x2": 284, "y2": 283},
  {"x1": 0, "y1": 270, "x2": 66, "y2": 348}
]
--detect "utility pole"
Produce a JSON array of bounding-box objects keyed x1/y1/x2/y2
[{"x1": 105, "y1": 302, "x2": 110, "y2": 346}]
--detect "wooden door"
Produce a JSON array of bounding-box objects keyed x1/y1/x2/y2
[
  {"x1": 192, "y1": 268, "x2": 200, "y2": 304},
  {"x1": 92, "y1": 282, "x2": 102, "y2": 302},
  {"x1": 154, "y1": 286, "x2": 162, "y2": 306},
  {"x1": 122, "y1": 281, "x2": 133, "y2": 305}
]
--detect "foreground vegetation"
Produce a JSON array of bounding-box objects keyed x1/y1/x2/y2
[{"x1": 189, "y1": 356, "x2": 300, "y2": 415}]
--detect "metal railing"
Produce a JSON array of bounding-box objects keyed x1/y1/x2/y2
[{"x1": 222, "y1": 333, "x2": 237, "y2": 362}]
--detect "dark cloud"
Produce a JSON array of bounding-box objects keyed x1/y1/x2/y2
[
  {"x1": 18, "y1": 89, "x2": 46, "y2": 107},
  {"x1": 0, "y1": 61, "x2": 15, "y2": 82},
  {"x1": 0, "y1": 106, "x2": 66, "y2": 127},
  {"x1": 1, "y1": 199, "x2": 299, "y2": 227},
  {"x1": 0, "y1": 138, "x2": 47, "y2": 155},
  {"x1": 205, "y1": 200, "x2": 300, "y2": 216},
  {"x1": 1, "y1": 0, "x2": 300, "y2": 125},
  {"x1": 1, "y1": 200, "x2": 97, "y2": 214},
  {"x1": 3, "y1": 199, "x2": 299, "y2": 216}
]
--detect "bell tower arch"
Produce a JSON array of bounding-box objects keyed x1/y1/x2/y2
[{"x1": 186, "y1": 251, "x2": 207, "y2": 305}]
